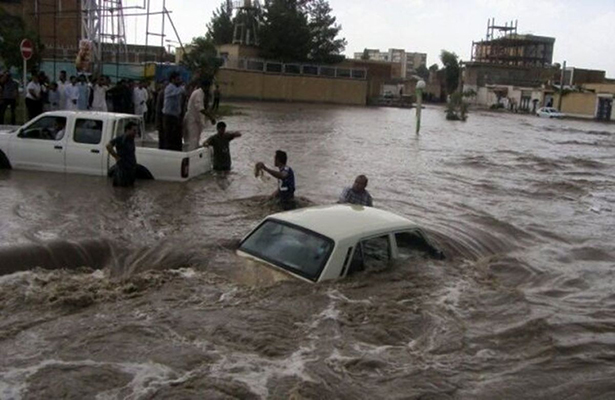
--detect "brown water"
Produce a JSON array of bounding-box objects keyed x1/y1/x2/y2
[{"x1": 1, "y1": 102, "x2": 615, "y2": 399}]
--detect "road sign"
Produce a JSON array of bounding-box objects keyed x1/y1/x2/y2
[{"x1": 20, "y1": 39, "x2": 34, "y2": 61}]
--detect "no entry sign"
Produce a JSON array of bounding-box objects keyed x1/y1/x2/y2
[{"x1": 20, "y1": 39, "x2": 34, "y2": 61}]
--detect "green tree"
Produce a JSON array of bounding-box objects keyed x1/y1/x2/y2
[
  {"x1": 180, "y1": 37, "x2": 224, "y2": 81},
  {"x1": 415, "y1": 64, "x2": 429, "y2": 80},
  {"x1": 0, "y1": 9, "x2": 43, "y2": 71},
  {"x1": 440, "y1": 50, "x2": 460, "y2": 95},
  {"x1": 428, "y1": 63, "x2": 439, "y2": 73},
  {"x1": 259, "y1": 0, "x2": 312, "y2": 62},
  {"x1": 306, "y1": 0, "x2": 346, "y2": 64},
  {"x1": 206, "y1": 1, "x2": 235, "y2": 45}
]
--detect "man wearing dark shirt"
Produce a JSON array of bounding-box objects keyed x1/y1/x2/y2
[
  {"x1": 203, "y1": 121, "x2": 242, "y2": 171},
  {"x1": 256, "y1": 150, "x2": 296, "y2": 210},
  {"x1": 0, "y1": 73, "x2": 19, "y2": 125},
  {"x1": 106, "y1": 121, "x2": 138, "y2": 187}
]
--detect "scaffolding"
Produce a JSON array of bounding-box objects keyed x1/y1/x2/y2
[
  {"x1": 28, "y1": 0, "x2": 183, "y2": 79},
  {"x1": 231, "y1": 0, "x2": 261, "y2": 46},
  {"x1": 471, "y1": 18, "x2": 555, "y2": 68}
]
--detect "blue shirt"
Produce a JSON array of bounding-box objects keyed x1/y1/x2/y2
[
  {"x1": 162, "y1": 84, "x2": 185, "y2": 117},
  {"x1": 278, "y1": 165, "x2": 295, "y2": 200}
]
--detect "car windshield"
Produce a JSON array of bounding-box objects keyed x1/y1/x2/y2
[{"x1": 239, "y1": 220, "x2": 334, "y2": 281}]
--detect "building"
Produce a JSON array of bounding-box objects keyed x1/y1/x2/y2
[{"x1": 353, "y1": 48, "x2": 427, "y2": 79}]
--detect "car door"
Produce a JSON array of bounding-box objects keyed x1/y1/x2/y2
[
  {"x1": 65, "y1": 118, "x2": 105, "y2": 176},
  {"x1": 346, "y1": 234, "x2": 393, "y2": 276},
  {"x1": 9, "y1": 115, "x2": 67, "y2": 173}
]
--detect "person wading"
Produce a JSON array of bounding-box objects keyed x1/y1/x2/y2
[
  {"x1": 338, "y1": 175, "x2": 374, "y2": 207},
  {"x1": 203, "y1": 122, "x2": 242, "y2": 172},
  {"x1": 106, "y1": 121, "x2": 139, "y2": 187},
  {"x1": 255, "y1": 150, "x2": 296, "y2": 210}
]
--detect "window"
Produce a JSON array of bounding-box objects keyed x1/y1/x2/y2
[
  {"x1": 74, "y1": 119, "x2": 103, "y2": 144},
  {"x1": 239, "y1": 220, "x2": 334, "y2": 281},
  {"x1": 19, "y1": 116, "x2": 67, "y2": 141},
  {"x1": 114, "y1": 117, "x2": 141, "y2": 139},
  {"x1": 395, "y1": 230, "x2": 444, "y2": 260},
  {"x1": 348, "y1": 235, "x2": 391, "y2": 275}
]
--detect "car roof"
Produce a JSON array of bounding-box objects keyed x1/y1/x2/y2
[{"x1": 267, "y1": 204, "x2": 416, "y2": 241}]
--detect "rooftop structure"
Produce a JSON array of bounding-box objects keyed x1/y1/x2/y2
[
  {"x1": 471, "y1": 19, "x2": 555, "y2": 68},
  {"x1": 353, "y1": 48, "x2": 426, "y2": 79}
]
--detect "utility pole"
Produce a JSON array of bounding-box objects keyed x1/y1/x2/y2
[{"x1": 558, "y1": 60, "x2": 566, "y2": 111}]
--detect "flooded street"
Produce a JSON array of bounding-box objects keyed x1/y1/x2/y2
[{"x1": 1, "y1": 102, "x2": 615, "y2": 399}]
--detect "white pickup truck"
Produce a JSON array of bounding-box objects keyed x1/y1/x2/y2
[{"x1": 0, "y1": 111, "x2": 212, "y2": 182}]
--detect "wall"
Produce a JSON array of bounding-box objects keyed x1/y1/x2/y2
[
  {"x1": 554, "y1": 92, "x2": 597, "y2": 117},
  {"x1": 583, "y1": 83, "x2": 615, "y2": 94},
  {"x1": 216, "y1": 69, "x2": 367, "y2": 106}
]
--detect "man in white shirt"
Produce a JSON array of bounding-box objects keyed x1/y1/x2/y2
[
  {"x1": 56, "y1": 70, "x2": 68, "y2": 110},
  {"x1": 25, "y1": 75, "x2": 42, "y2": 120},
  {"x1": 65, "y1": 76, "x2": 79, "y2": 110},
  {"x1": 133, "y1": 81, "x2": 149, "y2": 117},
  {"x1": 91, "y1": 76, "x2": 109, "y2": 112}
]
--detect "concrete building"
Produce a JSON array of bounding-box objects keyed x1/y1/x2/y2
[{"x1": 353, "y1": 48, "x2": 427, "y2": 79}]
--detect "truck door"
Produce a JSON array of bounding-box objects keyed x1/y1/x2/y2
[
  {"x1": 65, "y1": 118, "x2": 105, "y2": 176},
  {"x1": 9, "y1": 115, "x2": 67, "y2": 172}
]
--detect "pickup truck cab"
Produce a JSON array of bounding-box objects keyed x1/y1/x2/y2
[
  {"x1": 237, "y1": 204, "x2": 444, "y2": 283},
  {"x1": 0, "y1": 111, "x2": 212, "y2": 181}
]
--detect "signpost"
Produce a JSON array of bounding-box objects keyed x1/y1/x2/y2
[
  {"x1": 20, "y1": 39, "x2": 33, "y2": 123},
  {"x1": 415, "y1": 79, "x2": 426, "y2": 135}
]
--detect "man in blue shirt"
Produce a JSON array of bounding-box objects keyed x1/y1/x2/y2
[
  {"x1": 162, "y1": 71, "x2": 185, "y2": 151},
  {"x1": 338, "y1": 175, "x2": 373, "y2": 207},
  {"x1": 256, "y1": 150, "x2": 296, "y2": 210}
]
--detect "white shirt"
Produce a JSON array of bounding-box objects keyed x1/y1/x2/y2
[
  {"x1": 57, "y1": 80, "x2": 68, "y2": 110},
  {"x1": 65, "y1": 84, "x2": 79, "y2": 110},
  {"x1": 92, "y1": 84, "x2": 108, "y2": 112},
  {"x1": 26, "y1": 81, "x2": 41, "y2": 100},
  {"x1": 133, "y1": 87, "x2": 149, "y2": 115}
]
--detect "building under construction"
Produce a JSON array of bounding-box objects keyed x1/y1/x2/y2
[
  {"x1": 471, "y1": 19, "x2": 555, "y2": 68},
  {"x1": 1, "y1": 0, "x2": 177, "y2": 77}
]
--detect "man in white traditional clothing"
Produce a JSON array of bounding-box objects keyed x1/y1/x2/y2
[
  {"x1": 65, "y1": 76, "x2": 79, "y2": 111},
  {"x1": 56, "y1": 71, "x2": 68, "y2": 110},
  {"x1": 91, "y1": 76, "x2": 109, "y2": 112},
  {"x1": 133, "y1": 81, "x2": 149, "y2": 117},
  {"x1": 183, "y1": 80, "x2": 215, "y2": 150}
]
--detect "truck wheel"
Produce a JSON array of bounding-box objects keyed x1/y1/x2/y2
[
  {"x1": 136, "y1": 165, "x2": 154, "y2": 180},
  {"x1": 0, "y1": 151, "x2": 11, "y2": 169}
]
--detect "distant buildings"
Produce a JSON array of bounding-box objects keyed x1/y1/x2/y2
[{"x1": 353, "y1": 48, "x2": 427, "y2": 79}]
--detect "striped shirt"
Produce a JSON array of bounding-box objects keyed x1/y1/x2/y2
[{"x1": 339, "y1": 187, "x2": 373, "y2": 207}]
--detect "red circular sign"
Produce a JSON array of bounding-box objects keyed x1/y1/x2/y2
[{"x1": 20, "y1": 39, "x2": 34, "y2": 61}]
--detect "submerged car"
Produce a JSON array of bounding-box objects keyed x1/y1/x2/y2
[
  {"x1": 237, "y1": 204, "x2": 443, "y2": 283},
  {"x1": 536, "y1": 107, "x2": 566, "y2": 118}
]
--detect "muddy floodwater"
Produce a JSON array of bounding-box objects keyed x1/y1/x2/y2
[{"x1": 1, "y1": 102, "x2": 615, "y2": 399}]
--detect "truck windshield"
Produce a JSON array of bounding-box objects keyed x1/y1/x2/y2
[{"x1": 239, "y1": 220, "x2": 334, "y2": 281}]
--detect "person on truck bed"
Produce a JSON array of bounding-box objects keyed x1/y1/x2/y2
[
  {"x1": 106, "y1": 121, "x2": 138, "y2": 187},
  {"x1": 162, "y1": 72, "x2": 186, "y2": 151}
]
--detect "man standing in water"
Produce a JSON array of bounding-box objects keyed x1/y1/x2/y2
[
  {"x1": 106, "y1": 121, "x2": 138, "y2": 187},
  {"x1": 338, "y1": 175, "x2": 373, "y2": 207},
  {"x1": 203, "y1": 122, "x2": 242, "y2": 171},
  {"x1": 256, "y1": 150, "x2": 296, "y2": 210}
]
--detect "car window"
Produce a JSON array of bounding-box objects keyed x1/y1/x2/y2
[
  {"x1": 74, "y1": 119, "x2": 103, "y2": 144},
  {"x1": 115, "y1": 117, "x2": 142, "y2": 140},
  {"x1": 395, "y1": 230, "x2": 444, "y2": 260},
  {"x1": 19, "y1": 116, "x2": 66, "y2": 141},
  {"x1": 239, "y1": 220, "x2": 334, "y2": 281},
  {"x1": 348, "y1": 235, "x2": 391, "y2": 276}
]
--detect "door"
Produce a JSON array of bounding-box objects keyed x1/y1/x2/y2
[
  {"x1": 597, "y1": 98, "x2": 613, "y2": 122},
  {"x1": 9, "y1": 115, "x2": 67, "y2": 172},
  {"x1": 347, "y1": 234, "x2": 392, "y2": 276},
  {"x1": 65, "y1": 118, "x2": 105, "y2": 176}
]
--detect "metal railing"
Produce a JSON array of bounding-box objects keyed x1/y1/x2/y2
[{"x1": 221, "y1": 57, "x2": 367, "y2": 80}]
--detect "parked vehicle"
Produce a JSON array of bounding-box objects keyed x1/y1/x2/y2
[
  {"x1": 536, "y1": 107, "x2": 566, "y2": 118},
  {"x1": 0, "y1": 111, "x2": 212, "y2": 181},
  {"x1": 237, "y1": 204, "x2": 444, "y2": 283}
]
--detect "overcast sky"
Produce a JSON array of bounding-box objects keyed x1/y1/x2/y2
[{"x1": 123, "y1": 0, "x2": 615, "y2": 77}]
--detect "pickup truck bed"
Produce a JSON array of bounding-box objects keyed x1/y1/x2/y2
[{"x1": 0, "y1": 111, "x2": 212, "y2": 182}]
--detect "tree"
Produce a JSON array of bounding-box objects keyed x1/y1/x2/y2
[
  {"x1": 180, "y1": 37, "x2": 224, "y2": 81},
  {"x1": 428, "y1": 63, "x2": 439, "y2": 73},
  {"x1": 306, "y1": 0, "x2": 346, "y2": 64},
  {"x1": 206, "y1": 1, "x2": 235, "y2": 45},
  {"x1": 258, "y1": 0, "x2": 312, "y2": 62},
  {"x1": 440, "y1": 50, "x2": 460, "y2": 95},
  {"x1": 0, "y1": 9, "x2": 43, "y2": 71},
  {"x1": 361, "y1": 48, "x2": 370, "y2": 60},
  {"x1": 416, "y1": 64, "x2": 429, "y2": 80}
]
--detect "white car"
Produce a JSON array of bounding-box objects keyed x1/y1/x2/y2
[
  {"x1": 0, "y1": 111, "x2": 212, "y2": 181},
  {"x1": 237, "y1": 204, "x2": 444, "y2": 283},
  {"x1": 536, "y1": 107, "x2": 565, "y2": 118}
]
